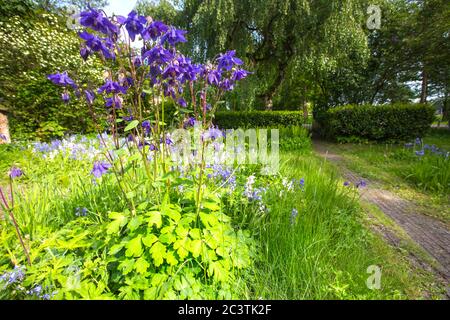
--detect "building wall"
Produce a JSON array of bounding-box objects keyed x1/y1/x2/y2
[{"x1": 0, "y1": 111, "x2": 10, "y2": 144}]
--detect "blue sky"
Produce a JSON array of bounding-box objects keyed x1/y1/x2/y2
[{"x1": 104, "y1": 0, "x2": 138, "y2": 16}]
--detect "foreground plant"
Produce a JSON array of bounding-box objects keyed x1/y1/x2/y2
[{"x1": 0, "y1": 7, "x2": 255, "y2": 299}]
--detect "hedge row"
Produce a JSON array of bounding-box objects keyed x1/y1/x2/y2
[
  {"x1": 213, "y1": 111, "x2": 306, "y2": 128},
  {"x1": 318, "y1": 103, "x2": 435, "y2": 141}
]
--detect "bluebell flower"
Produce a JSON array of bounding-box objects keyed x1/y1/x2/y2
[
  {"x1": 415, "y1": 150, "x2": 425, "y2": 157},
  {"x1": 415, "y1": 138, "x2": 422, "y2": 145},
  {"x1": 343, "y1": 181, "x2": 351, "y2": 187},
  {"x1": 356, "y1": 180, "x2": 367, "y2": 188},
  {"x1": 91, "y1": 161, "x2": 112, "y2": 178},
  {"x1": 404, "y1": 143, "x2": 414, "y2": 148},
  {"x1": 75, "y1": 207, "x2": 88, "y2": 217},
  {"x1": 0, "y1": 134, "x2": 6, "y2": 141},
  {"x1": 290, "y1": 208, "x2": 299, "y2": 225}
]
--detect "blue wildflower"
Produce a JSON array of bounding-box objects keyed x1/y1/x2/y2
[
  {"x1": 10, "y1": 167, "x2": 23, "y2": 179},
  {"x1": 356, "y1": 180, "x2": 367, "y2": 188},
  {"x1": 75, "y1": 207, "x2": 88, "y2": 217},
  {"x1": 290, "y1": 208, "x2": 299, "y2": 225},
  {"x1": 91, "y1": 161, "x2": 112, "y2": 178},
  {"x1": 415, "y1": 150, "x2": 425, "y2": 157}
]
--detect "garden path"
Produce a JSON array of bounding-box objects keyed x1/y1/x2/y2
[{"x1": 313, "y1": 140, "x2": 450, "y2": 297}]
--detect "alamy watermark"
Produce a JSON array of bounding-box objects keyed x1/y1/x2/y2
[
  {"x1": 366, "y1": 265, "x2": 382, "y2": 290},
  {"x1": 168, "y1": 125, "x2": 280, "y2": 175},
  {"x1": 367, "y1": 5, "x2": 382, "y2": 30}
]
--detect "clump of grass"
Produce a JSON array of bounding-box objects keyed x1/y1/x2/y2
[{"x1": 234, "y1": 153, "x2": 424, "y2": 299}]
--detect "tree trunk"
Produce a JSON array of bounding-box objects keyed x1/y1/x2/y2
[
  {"x1": 302, "y1": 85, "x2": 308, "y2": 120},
  {"x1": 444, "y1": 88, "x2": 449, "y2": 130},
  {"x1": 420, "y1": 69, "x2": 428, "y2": 104}
]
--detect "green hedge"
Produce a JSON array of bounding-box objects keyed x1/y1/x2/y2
[
  {"x1": 214, "y1": 111, "x2": 306, "y2": 128},
  {"x1": 318, "y1": 103, "x2": 435, "y2": 142}
]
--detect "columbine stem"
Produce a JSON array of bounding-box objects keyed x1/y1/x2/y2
[{"x1": 0, "y1": 186, "x2": 31, "y2": 265}]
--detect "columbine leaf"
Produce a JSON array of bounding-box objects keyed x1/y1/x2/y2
[
  {"x1": 142, "y1": 234, "x2": 158, "y2": 247},
  {"x1": 173, "y1": 238, "x2": 190, "y2": 260},
  {"x1": 135, "y1": 256, "x2": 150, "y2": 274},
  {"x1": 107, "y1": 212, "x2": 128, "y2": 234},
  {"x1": 165, "y1": 251, "x2": 178, "y2": 266},
  {"x1": 189, "y1": 239, "x2": 203, "y2": 258},
  {"x1": 126, "y1": 235, "x2": 143, "y2": 257},
  {"x1": 124, "y1": 120, "x2": 139, "y2": 132},
  {"x1": 146, "y1": 211, "x2": 162, "y2": 229},
  {"x1": 150, "y1": 242, "x2": 167, "y2": 267}
]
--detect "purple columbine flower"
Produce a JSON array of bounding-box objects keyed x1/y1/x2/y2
[
  {"x1": 85, "y1": 90, "x2": 95, "y2": 105},
  {"x1": 142, "y1": 20, "x2": 168, "y2": 41},
  {"x1": 105, "y1": 95, "x2": 123, "y2": 109},
  {"x1": 62, "y1": 92, "x2": 70, "y2": 104},
  {"x1": 183, "y1": 117, "x2": 196, "y2": 129},
  {"x1": 232, "y1": 68, "x2": 250, "y2": 81},
  {"x1": 47, "y1": 72, "x2": 77, "y2": 89},
  {"x1": 177, "y1": 98, "x2": 187, "y2": 108},
  {"x1": 10, "y1": 167, "x2": 23, "y2": 179},
  {"x1": 79, "y1": 6, "x2": 118, "y2": 36},
  {"x1": 206, "y1": 69, "x2": 221, "y2": 86},
  {"x1": 161, "y1": 27, "x2": 188, "y2": 46},
  {"x1": 117, "y1": 11, "x2": 147, "y2": 42},
  {"x1": 78, "y1": 31, "x2": 115, "y2": 60},
  {"x1": 91, "y1": 161, "x2": 112, "y2": 178},
  {"x1": 142, "y1": 45, "x2": 174, "y2": 64},
  {"x1": 80, "y1": 46, "x2": 92, "y2": 61},
  {"x1": 98, "y1": 80, "x2": 127, "y2": 95},
  {"x1": 217, "y1": 50, "x2": 243, "y2": 71},
  {"x1": 219, "y1": 79, "x2": 234, "y2": 91},
  {"x1": 142, "y1": 120, "x2": 151, "y2": 135}
]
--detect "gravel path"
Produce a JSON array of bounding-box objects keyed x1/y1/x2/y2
[{"x1": 314, "y1": 140, "x2": 450, "y2": 296}]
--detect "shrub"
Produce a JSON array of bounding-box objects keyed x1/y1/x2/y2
[
  {"x1": 318, "y1": 103, "x2": 435, "y2": 142},
  {"x1": 214, "y1": 111, "x2": 306, "y2": 129}
]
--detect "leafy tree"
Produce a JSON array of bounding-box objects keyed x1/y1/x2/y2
[
  {"x1": 34, "y1": 0, "x2": 109, "y2": 10},
  {"x1": 0, "y1": 7, "x2": 103, "y2": 139}
]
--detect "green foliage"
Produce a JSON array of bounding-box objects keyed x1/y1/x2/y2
[
  {"x1": 0, "y1": 11, "x2": 103, "y2": 140},
  {"x1": 214, "y1": 111, "x2": 306, "y2": 129},
  {"x1": 319, "y1": 104, "x2": 435, "y2": 142}
]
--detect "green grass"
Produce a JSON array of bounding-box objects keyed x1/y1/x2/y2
[{"x1": 228, "y1": 149, "x2": 442, "y2": 299}]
